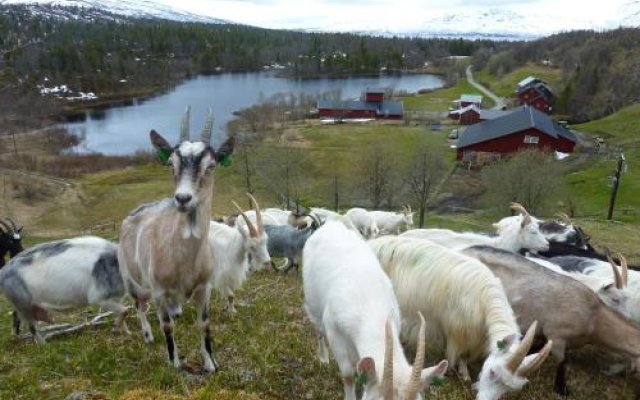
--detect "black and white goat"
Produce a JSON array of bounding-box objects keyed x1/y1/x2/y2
[
  {"x1": 0, "y1": 218, "x2": 23, "y2": 268},
  {"x1": 0, "y1": 236, "x2": 127, "y2": 344},
  {"x1": 209, "y1": 193, "x2": 270, "y2": 313}
]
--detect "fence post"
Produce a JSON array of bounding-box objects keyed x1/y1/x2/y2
[{"x1": 607, "y1": 152, "x2": 625, "y2": 220}]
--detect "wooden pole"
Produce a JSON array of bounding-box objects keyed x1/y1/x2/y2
[
  {"x1": 333, "y1": 175, "x2": 339, "y2": 212},
  {"x1": 607, "y1": 153, "x2": 625, "y2": 220}
]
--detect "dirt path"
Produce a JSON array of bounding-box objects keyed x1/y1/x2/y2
[{"x1": 466, "y1": 65, "x2": 507, "y2": 110}]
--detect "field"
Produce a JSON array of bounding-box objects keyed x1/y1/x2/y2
[
  {"x1": 401, "y1": 78, "x2": 493, "y2": 112},
  {"x1": 1, "y1": 81, "x2": 640, "y2": 399}
]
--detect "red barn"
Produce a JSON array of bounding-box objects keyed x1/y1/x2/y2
[
  {"x1": 316, "y1": 88, "x2": 403, "y2": 120},
  {"x1": 449, "y1": 105, "x2": 480, "y2": 125},
  {"x1": 456, "y1": 106, "x2": 576, "y2": 161},
  {"x1": 516, "y1": 76, "x2": 554, "y2": 114}
]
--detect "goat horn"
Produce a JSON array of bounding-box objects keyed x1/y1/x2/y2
[
  {"x1": 246, "y1": 192, "x2": 262, "y2": 234},
  {"x1": 517, "y1": 340, "x2": 553, "y2": 377},
  {"x1": 509, "y1": 202, "x2": 529, "y2": 216},
  {"x1": 201, "y1": 106, "x2": 214, "y2": 145},
  {"x1": 5, "y1": 217, "x2": 18, "y2": 232},
  {"x1": 0, "y1": 220, "x2": 9, "y2": 235},
  {"x1": 506, "y1": 321, "x2": 538, "y2": 372},
  {"x1": 405, "y1": 312, "x2": 427, "y2": 400},
  {"x1": 232, "y1": 200, "x2": 257, "y2": 237},
  {"x1": 606, "y1": 253, "x2": 624, "y2": 290},
  {"x1": 619, "y1": 253, "x2": 629, "y2": 287},
  {"x1": 382, "y1": 316, "x2": 394, "y2": 400},
  {"x1": 180, "y1": 105, "x2": 191, "y2": 143}
]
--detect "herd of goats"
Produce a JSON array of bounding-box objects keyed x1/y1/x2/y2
[{"x1": 0, "y1": 108, "x2": 639, "y2": 400}]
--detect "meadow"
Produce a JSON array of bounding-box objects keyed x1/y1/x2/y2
[{"x1": 1, "y1": 77, "x2": 639, "y2": 399}]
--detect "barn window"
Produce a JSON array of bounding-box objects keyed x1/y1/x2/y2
[{"x1": 524, "y1": 135, "x2": 539, "y2": 144}]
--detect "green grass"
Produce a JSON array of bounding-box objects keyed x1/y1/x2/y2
[
  {"x1": 402, "y1": 78, "x2": 492, "y2": 112},
  {"x1": 2, "y1": 82, "x2": 640, "y2": 400},
  {"x1": 474, "y1": 64, "x2": 564, "y2": 98},
  {"x1": 563, "y1": 104, "x2": 640, "y2": 225}
]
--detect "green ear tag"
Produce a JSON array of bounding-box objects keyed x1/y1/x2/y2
[
  {"x1": 219, "y1": 154, "x2": 233, "y2": 167},
  {"x1": 431, "y1": 375, "x2": 445, "y2": 387},
  {"x1": 355, "y1": 373, "x2": 368, "y2": 387},
  {"x1": 496, "y1": 339, "x2": 507, "y2": 350},
  {"x1": 157, "y1": 148, "x2": 171, "y2": 164}
]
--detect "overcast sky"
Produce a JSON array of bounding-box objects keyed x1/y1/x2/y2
[{"x1": 158, "y1": 0, "x2": 629, "y2": 31}]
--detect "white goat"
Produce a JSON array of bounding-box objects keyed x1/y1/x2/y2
[
  {"x1": 548, "y1": 254, "x2": 640, "y2": 323},
  {"x1": 369, "y1": 236, "x2": 552, "y2": 400},
  {"x1": 400, "y1": 203, "x2": 549, "y2": 253},
  {"x1": 527, "y1": 255, "x2": 629, "y2": 316},
  {"x1": 309, "y1": 207, "x2": 342, "y2": 223},
  {"x1": 370, "y1": 206, "x2": 414, "y2": 235},
  {"x1": 303, "y1": 221, "x2": 448, "y2": 400},
  {"x1": 209, "y1": 193, "x2": 270, "y2": 314},
  {"x1": 0, "y1": 236, "x2": 127, "y2": 343},
  {"x1": 345, "y1": 207, "x2": 380, "y2": 239},
  {"x1": 118, "y1": 107, "x2": 234, "y2": 372}
]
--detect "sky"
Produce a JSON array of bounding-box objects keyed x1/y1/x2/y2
[{"x1": 156, "y1": 0, "x2": 630, "y2": 32}]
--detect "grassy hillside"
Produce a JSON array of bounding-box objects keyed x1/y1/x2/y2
[
  {"x1": 565, "y1": 104, "x2": 640, "y2": 224},
  {"x1": 474, "y1": 64, "x2": 564, "y2": 98}
]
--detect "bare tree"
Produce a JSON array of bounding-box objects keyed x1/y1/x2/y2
[
  {"x1": 256, "y1": 141, "x2": 310, "y2": 209},
  {"x1": 406, "y1": 144, "x2": 447, "y2": 227},
  {"x1": 356, "y1": 143, "x2": 402, "y2": 209},
  {"x1": 481, "y1": 149, "x2": 563, "y2": 215}
]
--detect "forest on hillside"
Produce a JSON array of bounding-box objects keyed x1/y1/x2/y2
[
  {"x1": 473, "y1": 28, "x2": 640, "y2": 122},
  {"x1": 0, "y1": 4, "x2": 497, "y2": 93}
]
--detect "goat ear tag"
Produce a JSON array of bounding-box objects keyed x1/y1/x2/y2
[
  {"x1": 218, "y1": 154, "x2": 232, "y2": 167},
  {"x1": 355, "y1": 373, "x2": 368, "y2": 386},
  {"x1": 496, "y1": 339, "x2": 507, "y2": 350},
  {"x1": 431, "y1": 375, "x2": 445, "y2": 387},
  {"x1": 157, "y1": 148, "x2": 172, "y2": 165}
]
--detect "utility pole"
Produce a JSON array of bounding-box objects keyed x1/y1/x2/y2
[
  {"x1": 333, "y1": 175, "x2": 339, "y2": 212},
  {"x1": 607, "y1": 152, "x2": 626, "y2": 220}
]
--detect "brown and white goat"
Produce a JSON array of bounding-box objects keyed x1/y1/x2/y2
[
  {"x1": 118, "y1": 106, "x2": 234, "y2": 372},
  {"x1": 462, "y1": 245, "x2": 640, "y2": 396}
]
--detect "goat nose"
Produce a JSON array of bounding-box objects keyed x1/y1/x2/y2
[{"x1": 175, "y1": 193, "x2": 192, "y2": 205}]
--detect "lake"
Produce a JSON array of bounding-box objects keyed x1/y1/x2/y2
[{"x1": 64, "y1": 71, "x2": 444, "y2": 155}]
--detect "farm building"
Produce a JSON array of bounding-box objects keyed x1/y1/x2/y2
[
  {"x1": 455, "y1": 105, "x2": 577, "y2": 161},
  {"x1": 452, "y1": 94, "x2": 483, "y2": 109},
  {"x1": 516, "y1": 76, "x2": 554, "y2": 114},
  {"x1": 316, "y1": 88, "x2": 403, "y2": 120},
  {"x1": 448, "y1": 105, "x2": 513, "y2": 125}
]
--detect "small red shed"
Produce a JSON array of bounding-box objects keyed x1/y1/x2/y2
[{"x1": 516, "y1": 77, "x2": 554, "y2": 114}]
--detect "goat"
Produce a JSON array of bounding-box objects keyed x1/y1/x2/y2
[
  {"x1": 309, "y1": 207, "x2": 342, "y2": 224},
  {"x1": 303, "y1": 220, "x2": 448, "y2": 400},
  {"x1": 0, "y1": 236, "x2": 127, "y2": 344},
  {"x1": 401, "y1": 203, "x2": 548, "y2": 253},
  {"x1": 118, "y1": 107, "x2": 234, "y2": 372},
  {"x1": 209, "y1": 193, "x2": 270, "y2": 314},
  {"x1": 0, "y1": 218, "x2": 24, "y2": 268},
  {"x1": 526, "y1": 255, "x2": 629, "y2": 317},
  {"x1": 264, "y1": 223, "x2": 316, "y2": 273},
  {"x1": 537, "y1": 214, "x2": 591, "y2": 250},
  {"x1": 462, "y1": 245, "x2": 640, "y2": 396},
  {"x1": 369, "y1": 236, "x2": 551, "y2": 400},
  {"x1": 345, "y1": 207, "x2": 380, "y2": 239},
  {"x1": 548, "y1": 254, "x2": 640, "y2": 323},
  {"x1": 369, "y1": 206, "x2": 414, "y2": 235}
]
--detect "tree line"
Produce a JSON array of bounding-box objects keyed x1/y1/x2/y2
[
  {"x1": 0, "y1": 3, "x2": 497, "y2": 97},
  {"x1": 474, "y1": 28, "x2": 640, "y2": 122}
]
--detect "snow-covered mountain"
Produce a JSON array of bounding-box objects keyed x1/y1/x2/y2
[
  {"x1": 0, "y1": 0, "x2": 231, "y2": 24},
  {"x1": 1, "y1": 0, "x2": 637, "y2": 41}
]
